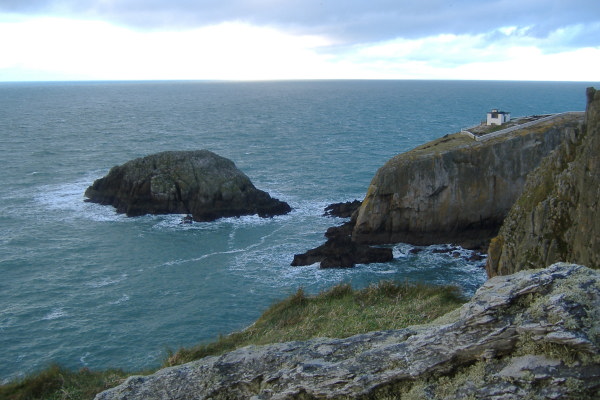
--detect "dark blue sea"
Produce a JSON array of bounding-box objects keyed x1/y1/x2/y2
[{"x1": 0, "y1": 80, "x2": 595, "y2": 382}]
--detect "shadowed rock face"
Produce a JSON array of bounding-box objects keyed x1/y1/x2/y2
[
  {"x1": 352, "y1": 114, "x2": 584, "y2": 249},
  {"x1": 84, "y1": 150, "x2": 291, "y2": 221},
  {"x1": 95, "y1": 263, "x2": 600, "y2": 399},
  {"x1": 487, "y1": 87, "x2": 600, "y2": 277}
]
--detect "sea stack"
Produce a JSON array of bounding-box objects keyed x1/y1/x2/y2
[{"x1": 84, "y1": 150, "x2": 291, "y2": 221}]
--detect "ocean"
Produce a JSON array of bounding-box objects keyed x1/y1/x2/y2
[{"x1": 0, "y1": 80, "x2": 594, "y2": 383}]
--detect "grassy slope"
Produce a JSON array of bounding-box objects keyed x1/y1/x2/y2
[
  {"x1": 166, "y1": 281, "x2": 465, "y2": 366},
  {"x1": 0, "y1": 281, "x2": 465, "y2": 400}
]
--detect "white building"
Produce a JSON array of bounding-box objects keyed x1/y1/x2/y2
[{"x1": 487, "y1": 109, "x2": 511, "y2": 126}]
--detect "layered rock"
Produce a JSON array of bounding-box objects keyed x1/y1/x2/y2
[
  {"x1": 487, "y1": 87, "x2": 600, "y2": 277},
  {"x1": 85, "y1": 150, "x2": 291, "y2": 222},
  {"x1": 352, "y1": 115, "x2": 584, "y2": 249},
  {"x1": 95, "y1": 263, "x2": 600, "y2": 399}
]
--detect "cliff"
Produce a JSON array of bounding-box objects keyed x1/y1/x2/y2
[
  {"x1": 95, "y1": 263, "x2": 600, "y2": 399},
  {"x1": 85, "y1": 150, "x2": 291, "y2": 222},
  {"x1": 352, "y1": 114, "x2": 584, "y2": 249},
  {"x1": 487, "y1": 87, "x2": 600, "y2": 277}
]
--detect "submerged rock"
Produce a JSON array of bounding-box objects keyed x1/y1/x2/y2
[
  {"x1": 85, "y1": 150, "x2": 291, "y2": 221},
  {"x1": 95, "y1": 263, "x2": 600, "y2": 399}
]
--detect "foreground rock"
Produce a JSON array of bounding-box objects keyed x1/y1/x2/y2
[
  {"x1": 487, "y1": 88, "x2": 600, "y2": 276},
  {"x1": 292, "y1": 202, "x2": 393, "y2": 268},
  {"x1": 85, "y1": 150, "x2": 291, "y2": 222},
  {"x1": 96, "y1": 263, "x2": 600, "y2": 399},
  {"x1": 352, "y1": 113, "x2": 584, "y2": 249}
]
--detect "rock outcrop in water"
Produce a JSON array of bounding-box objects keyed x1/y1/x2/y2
[
  {"x1": 352, "y1": 114, "x2": 584, "y2": 249},
  {"x1": 487, "y1": 88, "x2": 600, "y2": 277},
  {"x1": 291, "y1": 219, "x2": 393, "y2": 268},
  {"x1": 95, "y1": 263, "x2": 600, "y2": 399},
  {"x1": 322, "y1": 200, "x2": 362, "y2": 218},
  {"x1": 292, "y1": 201, "x2": 393, "y2": 268},
  {"x1": 85, "y1": 150, "x2": 291, "y2": 221}
]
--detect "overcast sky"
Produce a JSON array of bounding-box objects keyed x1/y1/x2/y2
[{"x1": 1, "y1": 0, "x2": 599, "y2": 81}]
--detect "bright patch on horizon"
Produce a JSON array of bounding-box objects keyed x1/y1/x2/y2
[
  {"x1": 0, "y1": 17, "x2": 338, "y2": 80},
  {"x1": 0, "y1": 16, "x2": 599, "y2": 81}
]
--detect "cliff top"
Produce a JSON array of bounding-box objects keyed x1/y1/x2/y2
[
  {"x1": 407, "y1": 132, "x2": 473, "y2": 157},
  {"x1": 404, "y1": 112, "x2": 584, "y2": 161}
]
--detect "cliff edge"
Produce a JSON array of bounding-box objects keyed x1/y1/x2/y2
[
  {"x1": 487, "y1": 87, "x2": 600, "y2": 277},
  {"x1": 352, "y1": 114, "x2": 583, "y2": 249},
  {"x1": 95, "y1": 263, "x2": 600, "y2": 399}
]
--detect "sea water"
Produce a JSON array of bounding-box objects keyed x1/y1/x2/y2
[{"x1": 0, "y1": 80, "x2": 594, "y2": 382}]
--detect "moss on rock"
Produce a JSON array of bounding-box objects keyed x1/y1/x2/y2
[{"x1": 487, "y1": 87, "x2": 600, "y2": 277}]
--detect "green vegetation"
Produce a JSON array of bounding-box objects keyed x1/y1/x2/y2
[
  {"x1": 406, "y1": 133, "x2": 474, "y2": 157},
  {"x1": 0, "y1": 281, "x2": 465, "y2": 400},
  {"x1": 166, "y1": 281, "x2": 465, "y2": 366},
  {"x1": 0, "y1": 365, "x2": 129, "y2": 400}
]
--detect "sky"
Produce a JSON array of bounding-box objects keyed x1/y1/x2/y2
[{"x1": 0, "y1": 0, "x2": 599, "y2": 81}]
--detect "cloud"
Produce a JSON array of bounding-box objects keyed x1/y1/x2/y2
[
  {"x1": 0, "y1": 1, "x2": 598, "y2": 81},
  {"x1": 0, "y1": 17, "x2": 343, "y2": 80},
  {"x1": 2, "y1": 0, "x2": 599, "y2": 46},
  {"x1": 334, "y1": 26, "x2": 600, "y2": 81},
  {"x1": 2, "y1": 14, "x2": 598, "y2": 82}
]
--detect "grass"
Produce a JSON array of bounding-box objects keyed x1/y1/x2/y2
[
  {"x1": 406, "y1": 133, "x2": 474, "y2": 157},
  {"x1": 165, "y1": 281, "x2": 465, "y2": 366},
  {"x1": 0, "y1": 281, "x2": 466, "y2": 400},
  {"x1": 0, "y1": 365, "x2": 129, "y2": 400}
]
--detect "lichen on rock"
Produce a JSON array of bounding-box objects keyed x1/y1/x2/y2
[{"x1": 84, "y1": 150, "x2": 291, "y2": 222}]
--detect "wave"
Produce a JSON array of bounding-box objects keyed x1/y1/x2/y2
[
  {"x1": 33, "y1": 173, "x2": 128, "y2": 223},
  {"x1": 41, "y1": 307, "x2": 68, "y2": 321},
  {"x1": 109, "y1": 294, "x2": 130, "y2": 305},
  {"x1": 85, "y1": 274, "x2": 128, "y2": 288},
  {"x1": 32, "y1": 174, "x2": 354, "y2": 235}
]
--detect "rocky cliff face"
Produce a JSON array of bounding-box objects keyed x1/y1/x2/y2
[
  {"x1": 487, "y1": 88, "x2": 600, "y2": 277},
  {"x1": 95, "y1": 263, "x2": 600, "y2": 399},
  {"x1": 352, "y1": 115, "x2": 583, "y2": 249},
  {"x1": 85, "y1": 150, "x2": 291, "y2": 222}
]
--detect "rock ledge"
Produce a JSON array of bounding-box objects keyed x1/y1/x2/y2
[{"x1": 96, "y1": 263, "x2": 600, "y2": 400}]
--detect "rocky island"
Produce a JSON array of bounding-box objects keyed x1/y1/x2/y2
[{"x1": 85, "y1": 150, "x2": 291, "y2": 222}]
